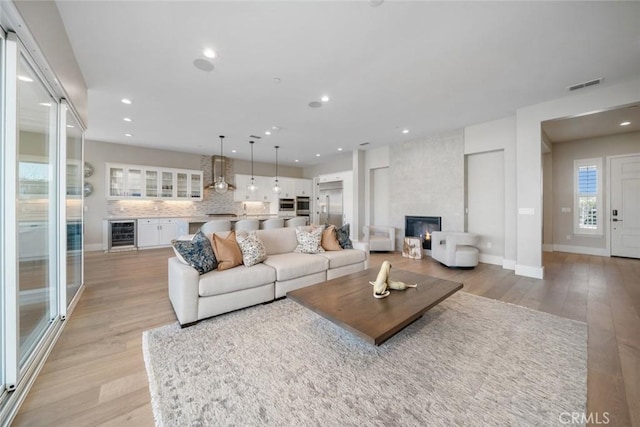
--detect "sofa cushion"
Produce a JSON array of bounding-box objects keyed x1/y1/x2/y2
[
  {"x1": 199, "y1": 263, "x2": 276, "y2": 297},
  {"x1": 255, "y1": 227, "x2": 298, "y2": 255},
  {"x1": 316, "y1": 249, "x2": 366, "y2": 269},
  {"x1": 212, "y1": 231, "x2": 243, "y2": 271},
  {"x1": 263, "y1": 253, "x2": 328, "y2": 281},
  {"x1": 171, "y1": 230, "x2": 218, "y2": 274},
  {"x1": 236, "y1": 231, "x2": 267, "y2": 267}
]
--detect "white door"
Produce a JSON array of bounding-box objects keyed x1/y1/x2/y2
[{"x1": 611, "y1": 154, "x2": 640, "y2": 258}]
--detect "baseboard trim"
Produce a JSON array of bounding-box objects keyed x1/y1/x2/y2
[
  {"x1": 84, "y1": 243, "x2": 104, "y2": 252},
  {"x1": 479, "y1": 254, "x2": 503, "y2": 266},
  {"x1": 515, "y1": 264, "x2": 544, "y2": 279},
  {"x1": 552, "y1": 244, "x2": 608, "y2": 257},
  {"x1": 502, "y1": 259, "x2": 516, "y2": 270}
]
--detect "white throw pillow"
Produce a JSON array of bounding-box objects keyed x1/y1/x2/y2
[
  {"x1": 294, "y1": 227, "x2": 325, "y2": 254},
  {"x1": 236, "y1": 232, "x2": 267, "y2": 267}
]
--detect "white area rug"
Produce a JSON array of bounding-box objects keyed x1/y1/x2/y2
[{"x1": 143, "y1": 292, "x2": 587, "y2": 426}]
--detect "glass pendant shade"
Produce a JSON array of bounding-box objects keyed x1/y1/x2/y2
[
  {"x1": 273, "y1": 145, "x2": 281, "y2": 194},
  {"x1": 247, "y1": 141, "x2": 258, "y2": 193},
  {"x1": 214, "y1": 135, "x2": 228, "y2": 193}
]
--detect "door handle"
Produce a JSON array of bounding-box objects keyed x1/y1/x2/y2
[{"x1": 612, "y1": 219, "x2": 622, "y2": 222}]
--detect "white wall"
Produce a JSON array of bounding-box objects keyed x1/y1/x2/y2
[
  {"x1": 303, "y1": 153, "x2": 352, "y2": 178},
  {"x1": 466, "y1": 150, "x2": 505, "y2": 265},
  {"x1": 464, "y1": 115, "x2": 516, "y2": 269},
  {"x1": 370, "y1": 167, "x2": 390, "y2": 226}
]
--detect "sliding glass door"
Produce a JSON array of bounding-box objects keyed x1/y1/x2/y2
[
  {"x1": 64, "y1": 106, "x2": 83, "y2": 307},
  {"x1": 16, "y1": 50, "x2": 59, "y2": 367}
]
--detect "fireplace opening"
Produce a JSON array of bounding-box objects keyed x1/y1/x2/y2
[{"x1": 405, "y1": 216, "x2": 442, "y2": 250}]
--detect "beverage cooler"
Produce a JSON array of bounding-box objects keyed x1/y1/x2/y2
[{"x1": 108, "y1": 220, "x2": 137, "y2": 251}]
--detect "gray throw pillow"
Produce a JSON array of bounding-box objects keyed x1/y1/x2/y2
[
  {"x1": 172, "y1": 230, "x2": 218, "y2": 274},
  {"x1": 333, "y1": 223, "x2": 353, "y2": 249}
]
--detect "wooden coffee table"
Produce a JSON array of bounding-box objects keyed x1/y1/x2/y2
[{"x1": 287, "y1": 267, "x2": 463, "y2": 345}]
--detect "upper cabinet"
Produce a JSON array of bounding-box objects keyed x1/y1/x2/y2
[
  {"x1": 295, "y1": 179, "x2": 313, "y2": 197},
  {"x1": 234, "y1": 174, "x2": 312, "y2": 201},
  {"x1": 106, "y1": 163, "x2": 203, "y2": 200}
]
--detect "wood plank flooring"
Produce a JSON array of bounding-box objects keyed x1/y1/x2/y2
[{"x1": 12, "y1": 249, "x2": 640, "y2": 426}]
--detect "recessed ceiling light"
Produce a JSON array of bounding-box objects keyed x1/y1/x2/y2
[
  {"x1": 402, "y1": 129, "x2": 409, "y2": 134},
  {"x1": 272, "y1": 126, "x2": 281, "y2": 131},
  {"x1": 203, "y1": 48, "x2": 216, "y2": 59},
  {"x1": 124, "y1": 133, "x2": 133, "y2": 137},
  {"x1": 121, "y1": 98, "x2": 132, "y2": 105},
  {"x1": 620, "y1": 121, "x2": 631, "y2": 126},
  {"x1": 231, "y1": 149, "x2": 237, "y2": 153},
  {"x1": 18, "y1": 75, "x2": 33, "y2": 82},
  {"x1": 338, "y1": 148, "x2": 343, "y2": 151},
  {"x1": 66, "y1": 125, "x2": 75, "y2": 128},
  {"x1": 265, "y1": 131, "x2": 271, "y2": 135},
  {"x1": 321, "y1": 95, "x2": 330, "y2": 103},
  {"x1": 123, "y1": 117, "x2": 132, "y2": 122},
  {"x1": 39, "y1": 102, "x2": 51, "y2": 107},
  {"x1": 295, "y1": 159, "x2": 299, "y2": 163},
  {"x1": 316, "y1": 154, "x2": 321, "y2": 157}
]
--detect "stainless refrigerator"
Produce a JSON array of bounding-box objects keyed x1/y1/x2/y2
[{"x1": 318, "y1": 181, "x2": 343, "y2": 227}]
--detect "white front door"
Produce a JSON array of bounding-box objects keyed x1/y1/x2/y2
[{"x1": 611, "y1": 154, "x2": 640, "y2": 258}]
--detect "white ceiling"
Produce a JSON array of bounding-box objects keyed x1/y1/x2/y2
[{"x1": 54, "y1": 1, "x2": 640, "y2": 166}]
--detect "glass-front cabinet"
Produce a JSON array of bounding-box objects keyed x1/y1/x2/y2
[{"x1": 106, "y1": 163, "x2": 203, "y2": 200}]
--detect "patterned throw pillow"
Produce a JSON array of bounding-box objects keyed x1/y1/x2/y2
[
  {"x1": 334, "y1": 223, "x2": 353, "y2": 249},
  {"x1": 171, "y1": 230, "x2": 218, "y2": 275},
  {"x1": 236, "y1": 232, "x2": 267, "y2": 267},
  {"x1": 294, "y1": 226, "x2": 325, "y2": 254}
]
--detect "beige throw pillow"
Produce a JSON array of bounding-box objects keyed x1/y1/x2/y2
[
  {"x1": 212, "y1": 231, "x2": 243, "y2": 271},
  {"x1": 321, "y1": 225, "x2": 342, "y2": 251},
  {"x1": 294, "y1": 227, "x2": 324, "y2": 254}
]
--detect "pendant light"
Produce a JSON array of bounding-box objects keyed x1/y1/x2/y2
[
  {"x1": 272, "y1": 145, "x2": 281, "y2": 194},
  {"x1": 247, "y1": 141, "x2": 258, "y2": 193},
  {"x1": 214, "y1": 135, "x2": 228, "y2": 193}
]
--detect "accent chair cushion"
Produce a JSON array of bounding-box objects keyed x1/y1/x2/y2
[
  {"x1": 212, "y1": 231, "x2": 243, "y2": 271},
  {"x1": 171, "y1": 230, "x2": 217, "y2": 274}
]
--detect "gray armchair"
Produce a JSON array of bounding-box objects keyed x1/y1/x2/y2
[{"x1": 431, "y1": 231, "x2": 479, "y2": 267}]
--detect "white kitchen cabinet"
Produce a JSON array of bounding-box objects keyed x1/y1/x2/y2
[
  {"x1": 295, "y1": 179, "x2": 313, "y2": 196},
  {"x1": 318, "y1": 172, "x2": 349, "y2": 183},
  {"x1": 137, "y1": 218, "x2": 186, "y2": 248},
  {"x1": 277, "y1": 177, "x2": 296, "y2": 199},
  {"x1": 234, "y1": 175, "x2": 275, "y2": 202},
  {"x1": 107, "y1": 163, "x2": 203, "y2": 200}
]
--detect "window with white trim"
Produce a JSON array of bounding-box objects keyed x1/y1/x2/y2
[{"x1": 574, "y1": 158, "x2": 603, "y2": 235}]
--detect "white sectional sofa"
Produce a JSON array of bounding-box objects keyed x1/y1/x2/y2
[{"x1": 168, "y1": 226, "x2": 369, "y2": 327}]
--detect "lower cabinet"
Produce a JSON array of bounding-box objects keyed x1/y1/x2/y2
[{"x1": 137, "y1": 218, "x2": 186, "y2": 248}]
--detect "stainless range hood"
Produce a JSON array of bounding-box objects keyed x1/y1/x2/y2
[{"x1": 208, "y1": 155, "x2": 235, "y2": 190}]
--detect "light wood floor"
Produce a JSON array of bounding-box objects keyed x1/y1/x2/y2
[{"x1": 13, "y1": 249, "x2": 640, "y2": 426}]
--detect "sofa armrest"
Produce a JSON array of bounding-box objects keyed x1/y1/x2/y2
[
  {"x1": 352, "y1": 241, "x2": 370, "y2": 269},
  {"x1": 168, "y1": 257, "x2": 201, "y2": 326}
]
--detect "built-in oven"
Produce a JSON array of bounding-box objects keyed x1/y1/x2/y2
[
  {"x1": 296, "y1": 196, "x2": 310, "y2": 216},
  {"x1": 279, "y1": 198, "x2": 295, "y2": 212}
]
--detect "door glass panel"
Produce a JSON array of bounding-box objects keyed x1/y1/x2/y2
[
  {"x1": 161, "y1": 171, "x2": 173, "y2": 197},
  {"x1": 191, "y1": 174, "x2": 201, "y2": 198},
  {"x1": 17, "y1": 53, "x2": 58, "y2": 366},
  {"x1": 109, "y1": 167, "x2": 124, "y2": 197},
  {"x1": 65, "y1": 108, "x2": 83, "y2": 306},
  {"x1": 146, "y1": 170, "x2": 158, "y2": 197},
  {"x1": 128, "y1": 168, "x2": 142, "y2": 197},
  {"x1": 177, "y1": 172, "x2": 188, "y2": 198}
]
